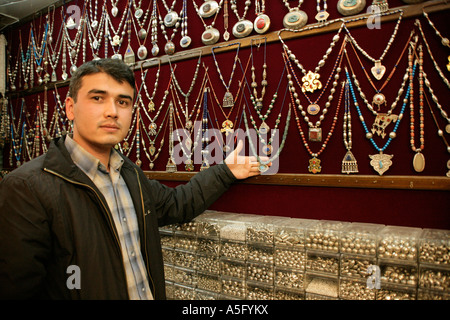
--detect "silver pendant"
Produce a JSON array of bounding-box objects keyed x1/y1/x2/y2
[
  {"x1": 223, "y1": 91, "x2": 234, "y2": 108},
  {"x1": 307, "y1": 104, "x2": 320, "y2": 115},
  {"x1": 371, "y1": 113, "x2": 398, "y2": 139},
  {"x1": 137, "y1": 45, "x2": 148, "y2": 60},
  {"x1": 62, "y1": 71, "x2": 68, "y2": 81},
  {"x1": 254, "y1": 13, "x2": 271, "y2": 34},
  {"x1": 199, "y1": 0, "x2": 219, "y2": 18},
  {"x1": 124, "y1": 44, "x2": 135, "y2": 64},
  {"x1": 369, "y1": 152, "x2": 393, "y2": 175},
  {"x1": 164, "y1": 40, "x2": 176, "y2": 55},
  {"x1": 51, "y1": 70, "x2": 57, "y2": 82},
  {"x1": 201, "y1": 27, "x2": 220, "y2": 45},
  {"x1": 138, "y1": 28, "x2": 147, "y2": 40},
  {"x1": 70, "y1": 65, "x2": 77, "y2": 75},
  {"x1": 164, "y1": 11, "x2": 179, "y2": 27},
  {"x1": 135, "y1": 8, "x2": 143, "y2": 19},
  {"x1": 111, "y1": 6, "x2": 118, "y2": 17},
  {"x1": 371, "y1": 60, "x2": 386, "y2": 80},
  {"x1": 315, "y1": 10, "x2": 330, "y2": 23},
  {"x1": 91, "y1": 20, "x2": 98, "y2": 30},
  {"x1": 309, "y1": 127, "x2": 322, "y2": 141},
  {"x1": 259, "y1": 121, "x2": 270, "y2": 135},
  {"x1": 337, "y1": 0, "x2": 366, "y2": 16},
  {"x1": 232, "y1": 19, "x2": 253, "y2": 38},
  {"x1": 342, "y1": 150, "x2": 359, "y2": 174},
  {"x1": 283, "y1": 10, "x2": 308, "y2": 29},
  {"x1": 413, "y1": 152, "x2": 425, "y2": 173},
  {"x1": 151, "y1": 44, "x2": 159, "y2": 56},
  {"x1": 180, "y1": 35, "x2": 192, "y2": 48}
]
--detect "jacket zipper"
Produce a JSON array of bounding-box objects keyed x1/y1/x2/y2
[
  {"x1": 43, "y1": 167, "x2": 129, "y2": 297},
  {"x1": 134, "y1": 168, "x2": 156, "y2": 297}
]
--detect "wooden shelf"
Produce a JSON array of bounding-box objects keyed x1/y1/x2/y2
[{"x1": 144, "y1": 171, "x2": 450, "y2": 191}]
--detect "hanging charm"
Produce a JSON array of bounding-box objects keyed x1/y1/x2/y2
[
  {"x1": 137, "y1": 45, "x2": 148, "y2": 60},
  {"x1": 232, "y1": 19, "x2": 253, "y2": 38},
  {"x1": 372, "y1": 113, "x2": 398, "y2": 138},
  {"x1": 201, "y1": 27, "x2": 220, "y2": 45},
  {"x1": 413, "y1": 152, "x2": 425, "y2": 173},
  {"x1": 369, "y1": 152, "x2": 393, "y2": 175},
  {"x1": 337, "y1": 0, "x2": 366, "y2": 16},
  {"x1": 371, "y1": 0, "x2": 389, "y2": 13},
  {"x1": 307, "y1": 104, "x2": 320, "y2": 115},
  {"x1": 302, "y1": 71, "x2": 322, "y2": 93},
  {"x1": 309, "y1": 127, "x2": 322, "y2": 142},
  {"x1": 185, "y1": 159, "x2": 195, "y2": 171},
  {"x1": 283, "y1": 9, "x2": 308, "y2": 30},
  {"x1": 371, "y1": 60, "x2": 386, "y2": 80},
  {"x1": 308, "y1": 157, "x2": 322, "y2": 174},
  {"x1": 112, "y1": 5, "x2": 119, "y2": 17},
  {"x1": 199, "y1": 0, "x2": 219, "y2": 18},
  {"x1": 164, "y1": 40, "x2": 176, "y2": 55},
  {"x1": 221, "y1": 119, "x2": 234, "y2": 135},
  {"x1": 124, "y1": 44, "x2": 135, "y2": 65},
  {"x1": 342, "y1": 150, "x2": 359, "y2": 174},
  {"x1": 254, "y1": 13, "x2": 271, "y2": 34},
  {"x1": 315, "y1": 0, "x2": 329, "y2": 23},
  {"x1": 259, "y1": 121, "x2": 270, "y2": 135},
  {"x1": 223, "y1": 91, "x2": 234, "y2": 108},
  {"x1": 372, "y1": 93, "x2": 386, "y2": 110}
]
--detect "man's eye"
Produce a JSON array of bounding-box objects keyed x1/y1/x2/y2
[{"x1": 92, "y1": 96, "x2": 101, "y2": 101}]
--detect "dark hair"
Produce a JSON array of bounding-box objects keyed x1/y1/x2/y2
[{"x1": 68, "y1": 58, "x2": 136, "y2": 102}]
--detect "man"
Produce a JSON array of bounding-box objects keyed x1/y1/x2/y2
[{"x1": 0, "y1": 58, "x2": 266, "y2": 299}]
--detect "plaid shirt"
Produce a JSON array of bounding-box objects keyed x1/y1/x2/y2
[{"x1": 65, "y1": 136, "x2": 153, "y2": 300}]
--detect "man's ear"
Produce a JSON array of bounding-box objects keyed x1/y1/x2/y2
[{"x1": 66, "y1": 97, "x2": 75, "y2": 121}]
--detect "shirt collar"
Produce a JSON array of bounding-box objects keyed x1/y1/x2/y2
[{"x1": 65, "y1": 135, "x2": 124, "y2": 180}]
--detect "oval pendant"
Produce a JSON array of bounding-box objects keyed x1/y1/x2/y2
[
  {"x1": 135, "y1": 8, "x2": 143, "y2": 19},
  {"x1": 283, "y1": 10, "x2": 308, "y2": 29},
  {"x1": 373, "y1": 93, "x2": 386, "y2": 107},
  {"x1": 254, "y1": 14, "x2": 271, "y2": 34},
  {"x1": 111, "y1": 6, "x2": 118, "y2": 17},
  {"x1": 138, "y1": 28, "x2": 147, "y2": 40},
  {"x1": 307, "y1": 104, "x2": 320, "y2": 115},
  {"x1": 180, "y1": 35, "x2": 192, "y2": 48},
  {"x1": 337, "y1": 0, "x2": 366, "y2": 16},
  {"x1": 201, "y1": 27, "x2": 220, "y2": 45},
  {"x1": 91, "y1": 20, "x2": 98, "y2": 30},
  {"x1": 262, "y1": 144, "x2": 272, "y2": 156},
  {"x1": 164, "y1": 41, "x2": 175, "y2": 55},
  {"x1": 137, "y1": 45, "x2": 148, "y2": 60},
  {"x1": 232, "y1": 19, "x2": 253, "y2": 38},
  {"x1": 151, "y1": 44, "x2": 159, "y2": 56},
  {"x1": 446, "y1": 123, "x2": 450, "y2": 134},
  {"x1": 413, "y1": 152, "x2": 425, "y2": 173},
  {"x1": 70, "y1": 65, "x2": 77, "y2": 75},
  {"x1": 164, "y1": 11, "x2": 179, "y2": 27},
  {"x1": 199, "y1": 0, "x2": 219, "y2": 18}
]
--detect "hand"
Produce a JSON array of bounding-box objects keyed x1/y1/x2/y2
[{"x1": 224, "y1": 140, "x2": 271, "y2": 180}]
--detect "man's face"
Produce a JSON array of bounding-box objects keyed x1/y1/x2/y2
[{"x1": 65, "y1": 72, "x2": 134, "y2": 155}]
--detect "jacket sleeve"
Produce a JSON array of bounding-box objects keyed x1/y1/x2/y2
[
  {"x1": 0, "y1": 173, "x2": 51, "y2": 299},
  {"x1": 147, "y1": 164, "x2": 237, "y2": 227}
]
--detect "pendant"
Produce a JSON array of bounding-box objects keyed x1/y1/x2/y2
[
  {"x1": 138, "y1": 28, "x2": 147, "y2": 40},
  {"x1": 151, "y1": 44, "x2": 159, "y2": 56},
  {"x1": 111, "y1": 35, "x2": 121, "y2": 46},
  {"x1": 307, "y1": 104, "x2": 320, "y2": 115},
  {"x1": 372, "y1": 93, "x2": 386, "y2": 110},
  {"x1": 220, "y1": 120, "x2": 234, "y2": 136},
  {"x1": 262, "y1": 144, "x2": 272, "y2": 156},
  {"x1": 124, "y1": 44, "x2": 135, "y2": 64},
  {"x1": 136, "y1": 159, "x2": 142, "y2": 167},
  {"x1": 135, "y1": 8, "x2": 144, "y2": 19},
  {"x1": 137, "y1": 45, "x2": 148, "y2": 60},
  {"x1": 111, "y1": 6, "x2": 118, "y2": 17},
  {"x1": 259, "y1": 121, "x2": 270, "y2": 135},
  {"x1": 70, "y1": 65, "x2": 77, "y2": 75},
  {"x1": 166, "y1": 157, "x2": 177, "y2": 172},
  {"x1": 232, "y1": 19, "x2": 253, "y2": 38},
  {"x1": 315, "y1": 10, "x2": 330, "y2": 23},
  {"x1": 341, "y1": 150, "x2": 359, "y2": 174},
  {"x1": 445, "y1": 124, "x2": 450, "y2": 134},
  {"x1": 186, "y1": 120, "x2": 193, "y2": 130},
  {"x1": 111, "y1": 53, "x2": 122, "y2": 60},
  {"x1": 61, "y1": 71, "x2": 68, "y2": 81},
  {"x1": 369, "y1": 152, "x2": 393, "y2": 175},
  {"x1": 258, "y1": 163, "x2": 270, "y2": 173},
  {"x1": 148, "y1": 100, "x2": 155, "y2": 112},
  {"x1": 254, "y1": 13, "x2": 271, "y2": 34},
  {"x1": 149, "y1": 143, "x2": 156, "y2": 156},
  {"x1": 371, "y1": 113, "x2": 398, "y2": 139},
  {"x1": 200, "y1": 159, "x2": 210, "y2": 171},
  {"x1": 337, "y1": 0, "x2": 366, "y2": 16},
  {"x1": 164, "y1": 40, "x2": 175, "y2": 55},
  {"x1": 91, "y1": 20, "x2": 98, "y2": 30},
  {"x1": 302, "y1": 71, "x2": 322, "y2": 93},
  {"x1": 122, "y1": 141, "x2": 130, "y2": 152},
  {"x1": 149, "y1": 162, "x2": 155, "y2": 170},
  {"x1": 201, "y1": 27, "x2": 220, "y2": 45},
  {"x1": 223, "y1": 91, "x2": 234, "y2": 108},
  {"x1": 283, "y1": 10, "x2": 308, "y2": 30},
  {"x1": 309, "y1": 127, "x2": 322, "y2": 142},
  {"x1": 223, "y1": 30, "x2": 230, "y2": 41},
  {"x1": 164, "y1": 11, "x2": 179, "y2": 27},
  {"x1": 447, "y1": 159, "x2": 450, "y2": 178},
  {"x1": 148, "y1": 122, "x2": 157, "y2": 136},
  {"x1": 51, "y1": 70, "x2": 57, "y2": 82},
  {"x1": 199, "y1": 0, "x2": 219, "y2": 18},
  {"x1": 185, "y1": 159, "x2": 194, "y2": 172},
  {"x1": 308, "y1": 157, "x2": 322, "y2": 174},
  {"x1": 180, "y1": 35, "x2": 192, "y2": 48},
  {"x1": 413, "y1": 151, "x2": 425, "y2": 173},
  {"x1": 371, "y1": 60, "x2": 386, "y2": 80}
]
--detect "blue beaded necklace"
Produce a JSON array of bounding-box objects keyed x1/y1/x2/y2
[{"x1": 345, "y1": 44, "x2": 418, "y2": 175}]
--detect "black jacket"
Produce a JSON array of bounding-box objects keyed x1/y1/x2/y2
[{"x1": 0, "y1": 136, "x2": 236, "y2": 299}]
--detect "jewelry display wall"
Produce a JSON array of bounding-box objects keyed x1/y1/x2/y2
[{"x1": 0, "y1": 0, "x2": 449, "y2": 229}]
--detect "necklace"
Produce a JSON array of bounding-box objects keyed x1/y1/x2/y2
[
  {"x1": 279, "y1": 23, "x2": 344, "y2": 93},
  {"x1": 168, "y1": 53, "x2": 202, "y2": 129},
  {"x1": 415, "y1": 19, "x2": 450, "y2": 90},
  {"x1": 230, "y1": 0, "x2": 253, "y2": 38},
  {"x1": 410, "y1": 44, "x2": 425, "y2": 173},
  {"x1": 124, "y1": 8, "x2": 135, "y2": 65},
  {"x1": 250, "y1": 37, "x2": 268, "y2": 110},
  {"x1": 283, "y1": 37, "x2": 346, "y2": 142},
  {"x1": 111, "y1": 0, "x2": 119, "y2": 17},
  {"x1": 344, "y1": 10, "x2": 403, "y2": 80},
  {"x1": 345, "y1": 42, "x2": 418, "y2": 175},
  {"x1": 223, "y1": 0, "x2": 230, "y2": 41},
  {"x1": 281, "y1": 0, "x2": 307, "y2": 30},
  {"x1": 159, "y1": 0, "x2": 181, "y2": 55},
  {"x1": 211, "y1": 42, "x2": 241, "y2": 108},
  {"x1": 344, "y1": 35, "x2": 417, "y2": 140},
  {"x1": 166, "y1": 101, "x2": 177, "y2": 172},
  {"x1": 192, "y1": 0, "x2": 224, "y2": 45},
  {"x1": 254, "y1": 0, "x2": 270, "y2": 34},
  {"x1": 347, "y1": 30, "x2": 414, "y2": 114},
  {"x1": 150, "y1": 0, "x2": 159, "y2": 56},
  {"x1": 342, "y1": 80, "x2": 359, "y2": 174},
  {"x1": 179, "y1": 0, "x2": 191, "y2": 48},
  {"x1": 315, "y1": 0, "x2": 329, "y2": 23},
  {"x1": 200, "y1": 87, "x2": 211, "y2": 171}
]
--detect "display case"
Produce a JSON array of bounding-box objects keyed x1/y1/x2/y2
[
  {"x1": 306, "y1": 220, "x2": 350, "y2": 253},
  {"x1": 377, "y1": 226, "x2": 423, "y2": 262},
  {"x1": 341, "y1": 223, "x2": 384, "y2": 256}
]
